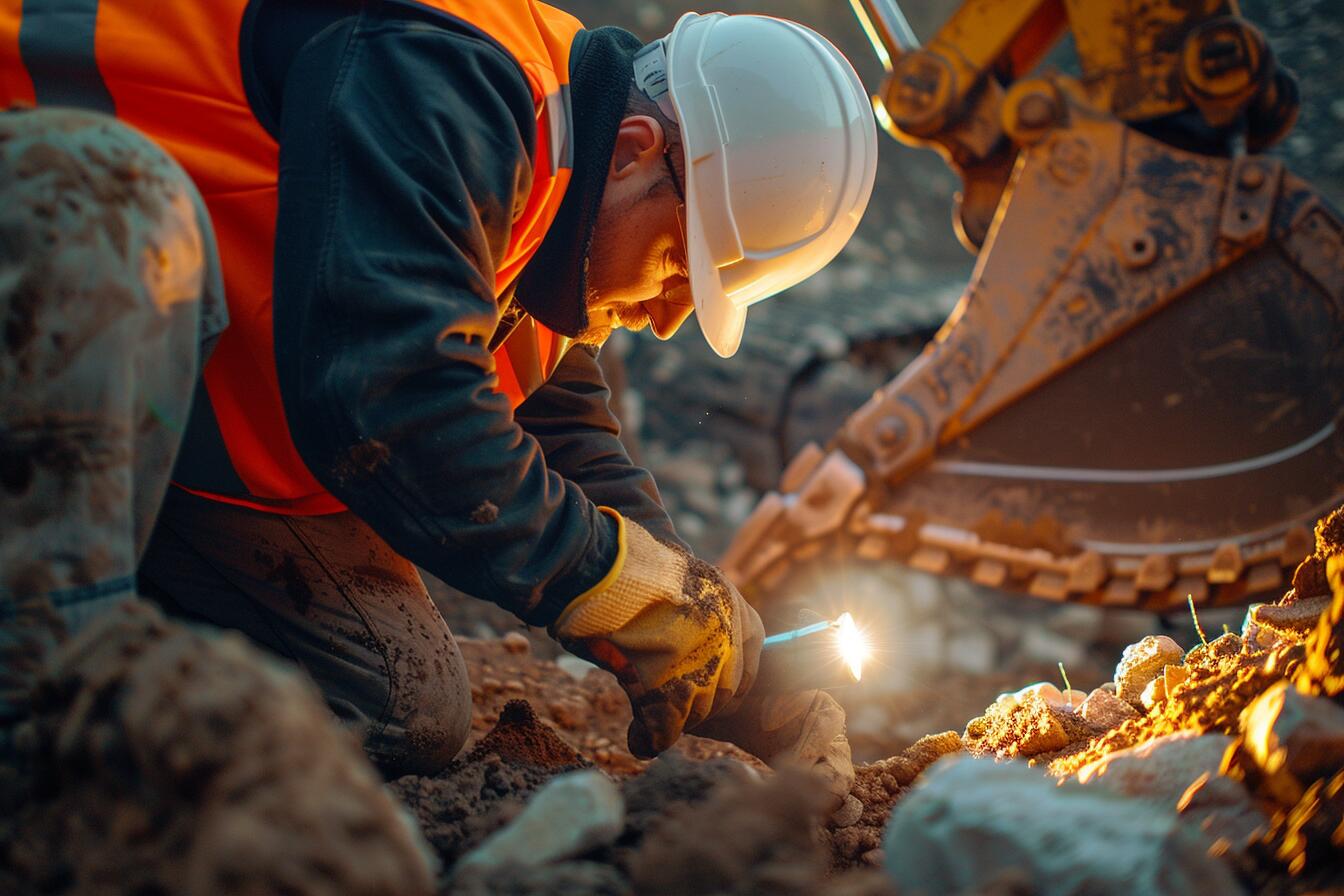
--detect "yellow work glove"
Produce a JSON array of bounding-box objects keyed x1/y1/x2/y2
[{"x1": 550, "y1": 509, "x2": 765, "y2": 758}]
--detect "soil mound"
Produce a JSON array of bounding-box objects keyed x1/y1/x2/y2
[
  {"x1": 467, "y1": 699, "x2": 588, "y2": 769},
  {"x1": 0, "y1": 601, "x2": 433, "y2": 896},
  {"x1": 393, "y1": 700, "x2": 587, "y2": 868},
  {"x1": 627, "y1": 767, "x2": 897, "y2": 896}
]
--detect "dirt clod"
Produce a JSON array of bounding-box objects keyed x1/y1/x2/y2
[
  {"x1": 627, "y1": 767, "x2": 896, "y2": 896},
  {"x1": 0, "y1": 601, "x2": 434, "y2": 896}
]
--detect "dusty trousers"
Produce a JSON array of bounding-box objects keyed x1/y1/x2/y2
[
  {"x1": 0, "y1": 107, "x2": 221, "y2": 717},
  {"x1": 138, "y1": 485, "x2": 473, "y2": 778}
]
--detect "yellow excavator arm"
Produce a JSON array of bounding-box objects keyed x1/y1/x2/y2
[{"x1": 722, "y1": 0, "x2": 1341, "y2": 614}]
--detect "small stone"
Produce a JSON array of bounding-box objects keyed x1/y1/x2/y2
[
  {"x1": 501, "y1": 632, "x2": 531, "y2": 654},
  {"x1": 503, "y1": 679, "x2": 525, "y2": 693},
  {"x1": 860, "y1": 848, "x2": 885, "y2": 867},
  {"x1": 995, "y1": 682, "x2": 1057, "y2": 706},
  {"x1": 555, "y1": 654, "x2": 598, "y2": 681},
  {"x1": 1163, "y1": 664, "x2": 1189, "y2": 694},
  {"x1": 481, "y1": 676, "x2": 502, "y2": 692},
  {"x1": 547, "y1": 699, "x2": 585, "y2": 731},
  {"x1": 455, "y1": 770, "x2": 624, "y2": 873},
  {"x1": 1080, "y1": 688, "x2": 1140, "y2": 729},
  {"x1": 1115, "y1": 635, "x2": 1184, "y2": 706},
  {"x1": 1140, "y1": 676, "x2": 1167, "y2": 711},
  {"x1": 1058, "y1": 689, "x2": 1088, "y2": 710},
  {"x1": 830, "y1": 794, "x2": 863, "y2": 828},
  {"x1": 883, "y1": 758, "x2": 1243, "y2": 895},
  {"x1": 1016, "y1": 695, "x2": 1070, "y2": 756}
]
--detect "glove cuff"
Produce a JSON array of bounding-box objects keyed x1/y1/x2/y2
[{"x1": 553, "y1": 508, "x2": 688, "y2": 639}]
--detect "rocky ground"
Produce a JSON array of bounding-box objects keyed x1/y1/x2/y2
[{"x1": 4, "y1": 512, "x2": 1341, "y2": 895}]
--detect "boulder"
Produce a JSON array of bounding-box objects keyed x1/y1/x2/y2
[
  {"x1": 1075, "y1": 731, "x2": 1267, "y2": 854},
  {"x1": 1115, "y1": 636, "x2": 1184, "y2": 707},
  {"x1": 1242, "y1": 681, "x2": 1344, "y2": 787},
  {"x1": 883, "y1": 757, "x2": 1245, "y2": 896},
  {"x1": 454, "y1": 770, "x2": 624, "y2": 873}
]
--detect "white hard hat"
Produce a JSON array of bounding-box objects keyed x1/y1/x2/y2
[{"x1": 633, "y1": 13, "x2": 878, "y2": 358}]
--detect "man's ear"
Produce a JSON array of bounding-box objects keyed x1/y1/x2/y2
[{"x1": 610, "y1": 115, "x2": 665, "y2": 179}]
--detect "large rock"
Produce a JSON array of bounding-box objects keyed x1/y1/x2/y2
[
  {"x1": 883, "y1": 757, "x2": 1245, "y2": 896},
  {"x1": 1242, "y1": 681, "x2": 1344, "y2": 788},
  {"x1": 455, "y1": 770, "x2": 624, "y2": 873},
  {"x1": 1075, "y1": 731, "x2": 1267, "y2": 854},
  {"x1": 1115, "y1": 635, "x2": 1185, "y2": 707},
  {"x1": 1251, "y1": 595, "x2": 1334, "y2": 643}
]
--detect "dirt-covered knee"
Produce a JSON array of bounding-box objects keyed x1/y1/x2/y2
[{"x1": 375, "y1": 633, "x2": 474, "y2": 778}]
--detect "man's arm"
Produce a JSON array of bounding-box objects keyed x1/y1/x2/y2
[
  {"x1": 270, "y1": 7, "x2": 617, "y2": 626},
  {"x1": 513, "y1": 344, "x2": 687, "y2": 550}
]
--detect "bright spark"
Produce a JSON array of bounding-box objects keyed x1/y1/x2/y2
[{"x1": 835, "y1": 612, "x2": 870, "y2": 683}]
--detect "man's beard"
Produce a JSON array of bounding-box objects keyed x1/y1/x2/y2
[{"x1": 575, "y1": 294, "x2": 652, "y2": 346}]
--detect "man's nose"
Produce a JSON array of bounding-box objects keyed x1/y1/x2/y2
[{"x1": 647, "y1": 285, "x2": 695, "y2": 339}]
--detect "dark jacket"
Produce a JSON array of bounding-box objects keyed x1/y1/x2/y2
[{"x1": 247, "y1": 0, "x2": 681, "y2": 626}]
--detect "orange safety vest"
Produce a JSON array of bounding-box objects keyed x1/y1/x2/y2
[{"x1": 0, "y1": 0, "x2": 581, "y2": 514}]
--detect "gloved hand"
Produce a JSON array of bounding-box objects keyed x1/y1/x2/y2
[
  {"x1": 550, "y1": 508, "x2": 765, "y2": 758},
  {"x1": 692, "y1": 690, "x2": 855, "y2": 806}
]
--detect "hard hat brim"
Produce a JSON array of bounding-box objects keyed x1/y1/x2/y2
[
  {"x1": 664, "y1": 12, "x2": 748, "y2": 359},
  {"x1": 685, "y1": 204, "x2": 747, "y2": 359}
]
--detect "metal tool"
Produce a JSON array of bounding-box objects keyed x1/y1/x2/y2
[{"x1": 752, "y1": 611, "x2": 869, "y2": 694}]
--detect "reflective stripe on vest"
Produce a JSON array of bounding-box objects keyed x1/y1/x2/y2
[{"x1": 0, "y1": 0, "x2": 583, "y2": 514}]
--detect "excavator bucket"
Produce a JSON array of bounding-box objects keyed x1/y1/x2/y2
[{"x1": 720, "y1": 88, "x2": 1344, "y2": 612}]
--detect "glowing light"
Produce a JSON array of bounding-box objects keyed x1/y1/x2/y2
[{"x1": 835, "y1": 612, "x2": 870, "y2": 683}]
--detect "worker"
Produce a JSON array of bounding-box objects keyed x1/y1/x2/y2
[{"x1": 0, "y1": 0, "x2": 876, "y2": 794}]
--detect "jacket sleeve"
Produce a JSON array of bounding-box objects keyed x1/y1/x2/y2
[
  {"x1": 514, "y1": 344, "x2": 687, "y2": 550},
  {"x1": 270, "y1": 8, "x2": 618, "y2": 626}
]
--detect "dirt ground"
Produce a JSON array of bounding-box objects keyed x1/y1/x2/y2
[{"x1": 3, "y1": 524, "x2": 1340, "y2": 895}]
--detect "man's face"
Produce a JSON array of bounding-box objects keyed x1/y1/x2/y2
[{"x1": 581, "y1": 115, "x2": 696, "y2": 345}]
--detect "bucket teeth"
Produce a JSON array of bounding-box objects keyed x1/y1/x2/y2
[
  {"x1": 1028, "y1": 571, "x2": 1069, "y2": 601},
  {"x1": 1174, "y1": 576, "x2": 1209, "y2": 606},
  {"x1": 972, "y1": 558, "x2": 1008, "y2": 588},
  {"x1": 1281, "y1": 525, "x2": 1313, "y2": 567},
  {"x1": 856, "y1": 534, "x2": 890, "y2": 560},
  {"x1": 1134, "y1": 555, "x2": 1175, "y2": 592},
  {"x1": 1246, "y1": 563, "x2": 1284, "y2": 595},
  {"x1": 909, "y1": 546, "x2": 952, "y2": 575},
  {"x1": 779, "y1": 442, "x2": 825, "y2": 493},
  {"x1": 1208, "y1": 543, "x2": 1245, "y2": 584},
  {"x1": 1066, "y1": 551, "x2": 1107, "y2": 593},
  {"x1": 1102, "y1": 578, "x2": 1139, "y2": 606}
]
